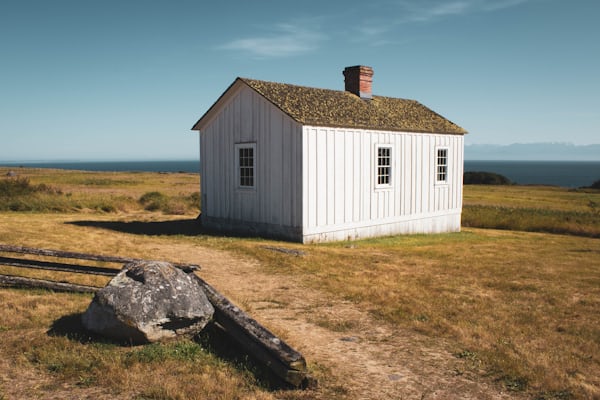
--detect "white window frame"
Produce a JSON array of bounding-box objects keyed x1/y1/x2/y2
[
  {"x1": 435, "y1": 147, "x2": 449, "y2": 184},
  {"x1": 375, "y1": 144, "x2": 393, "y2": 189},
  {"x1": 235, "y1": 143, "x2": 256, "y2": 190}
]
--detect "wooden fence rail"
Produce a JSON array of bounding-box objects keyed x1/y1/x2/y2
[
  {"x1": 0, "y1": 244, "x2": 312, "y2": 389},
  {"x1": 0, "y1": 244, "x2": 200, "y2": 272}
]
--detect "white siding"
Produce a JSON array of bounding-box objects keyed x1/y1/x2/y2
[
  {"x1": 197, "y1": 80, "x2": 465, "y2": 243},
  {"x1": 302, "y1": 126, "x2": 464, "y2": 243},
  {"x1": 200, "y1": 84, "x2": 303, "y2": 236}
]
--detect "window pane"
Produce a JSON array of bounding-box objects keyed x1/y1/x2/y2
[
  {"x1": 377, "y1": 146, "x2": 391, "y2": 186},
  {"x1": 238, "y1": 146, "x2": 254, "y2": 187},
  {"x1": 436, "y1": 149, "x2": 448, "y2": 182}
]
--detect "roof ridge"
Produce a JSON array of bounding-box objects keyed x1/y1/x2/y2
[
  {"x1": 239, "y1": 77, "x2": 418, "y2": 103},
  {"x1": 194, "y1": 77, "x2": 467, "y2": 135}
]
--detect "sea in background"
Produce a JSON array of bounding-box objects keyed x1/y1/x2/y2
[
  {"x1": 1, "y1": 160, "x2": 200, "y2": 174},
  {"x1": 2, "y1": 160, "x2": 599, "y2": 188},
  {"x1": 464, "y1": 160, "x2": 600, "y2": 188}
]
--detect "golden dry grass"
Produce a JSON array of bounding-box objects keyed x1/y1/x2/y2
[
  {"x1": 232, "y1": 229, "x2": 599, "y2": 398},
  {"x1": 0, "y1": 167, "x2": 200, "y2": 214},
  {"x1": 463, "y1": 185, "x2": 600, "y2": 237},
  {"x1": 0, "y1": 170, "x2": 599, "y2": 399},
  {"x1": 463, "y1": 184, "x2": 600, "y2": 212},
  {"x1": 0, "y1": 289, "x2": 282, "y2": 400}
]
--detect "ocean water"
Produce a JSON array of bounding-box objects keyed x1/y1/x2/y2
[
  {"x1": 2, "y1": 160, "x2": 599, "y2": 188},
  {"x1": 1, "y1": 160, "x2": 200, "y2": 173},
  {"x1": 464, "y1": 160, "x2": 600, "y2": 188}
]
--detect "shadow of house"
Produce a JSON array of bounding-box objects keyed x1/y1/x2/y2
[
  {"x1": 67, "y1": 219, "x2": 206, "y2": 237},
  {"x1": 67, "y1": 219, "x2": 286, "y2": 241}
]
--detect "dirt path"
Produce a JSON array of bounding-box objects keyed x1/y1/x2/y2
[
  {"x1": 1, "y1": 239, "x2": 523, "y2": 399},
  {"x1": 189, "y1": 245, "x2": 522, "y2": 400}
]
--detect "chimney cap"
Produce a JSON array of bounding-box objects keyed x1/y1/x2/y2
[
  {"x1": 343, "y1": 65, "x2": 374, "y2": 99},
  {"x1": 343, "y1": 65, "x2": 374, "y2": 74}
]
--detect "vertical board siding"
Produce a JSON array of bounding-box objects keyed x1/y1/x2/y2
[
  {"x1": 343, "y1": 132, "x2": 353, "y2": 224},
  {"x1": 350, "y1": 131, "x2": 365, "y2": 222},
  {"x1": 199, "y1": 82, "x2": 463, "y2": 242},
  {"x1": 316, "y1": 129, "x2": 327, "y2": 227},
  {"x1": 200, "y1": 84, "x2": 302, "y2": 230},
  {"x1": 326, "y1": 130, "x2": 336, "y2": 226},
  {"x1": 334, "y1": 131, "x2": 346, "y2": 225},
  {"x1": 303, "y1": 126, "x2": 464, "y2": 239}
]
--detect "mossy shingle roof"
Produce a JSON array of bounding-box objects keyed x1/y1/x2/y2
[
  {"x1": 241, "y1": 78, "x2": 467, "y2": 135},
  {"x1": 193, "y1": 77, "x2": 467, "y2": 135}
]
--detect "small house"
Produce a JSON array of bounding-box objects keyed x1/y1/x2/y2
[{"x1": 191, "y1": 66, "x2": 467, "y2": 243}]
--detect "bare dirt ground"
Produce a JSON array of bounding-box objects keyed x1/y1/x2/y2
[
  {"x1": 178, "y1": 243, "x2": 523, "y2": 400},
  {"x1": 1, "y1": 241, "x2": 524, "y2": 400}
]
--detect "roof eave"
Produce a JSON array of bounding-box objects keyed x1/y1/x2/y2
[
  {"x1": 301, "y1": 121, "x2": 467, "y2": 135},
  {"x1": 191, "y1": 78, "x2": 245, "y2": 131}
]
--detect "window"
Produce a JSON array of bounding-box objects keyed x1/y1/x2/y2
[
  {"x1": 436, "y1": 148, "x2": 448, "y2": 183},
  {"x1": 376, "y1": 146, "x2": 392, "y2": 187},
  {"x1": 236, "y1": 143, "x2": 255, "y2": 188}
]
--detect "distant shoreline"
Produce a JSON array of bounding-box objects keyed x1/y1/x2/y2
[
  {"x1": 2, "y1": 159, "x2": 599, "y2": 188},
  {"x1": 464, "y1": 160, "x2": 599, "y2": 188},
  {"x1": 0, "y1": 160, "x2": 200, "y2": 173}
]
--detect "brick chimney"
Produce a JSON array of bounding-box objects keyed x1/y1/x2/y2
[{"x1": 343, "y1": 65, "x2": 373, "y2": 99}]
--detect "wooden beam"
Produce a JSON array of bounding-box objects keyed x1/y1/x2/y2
[
  {"x1": 0, "y1": 274, "x2": 99, "y2": 293},
  {"x1": 0, "y1": 244, "x2": 199, "y2": 272},
  {"x1": 192, "y1": 275, "x2": 311, "y2": 388},
  {"x1": 0, "y1": 243, "x2": 312, "y2": 389},
  {"x1": 0, "y1": 256, "x2": 118, "y2": 276}
]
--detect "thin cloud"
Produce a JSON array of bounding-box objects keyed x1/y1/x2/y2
[
  {"x1": 481, "y1": 0, "x2": 530, "y2": 11},
  {"x1": 220, "y1": 23, "x2": 325, "y2": 58},
  {"x1": 403, "y1": 0, "x2": 532, "y2": 22},
  {"x1": 410, "y1": 1, "x2": 471, "y2": 21},
  {"x1": 354, "y1": 0, "x2": 533, "y2": 43}
]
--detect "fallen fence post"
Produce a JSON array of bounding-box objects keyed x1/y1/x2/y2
[
  {"x1": 0, "y1": 244, "x2": 199, "y2": 272},
  {"x1": 0, "y1": 256, "x2": 118, "y2": 276},
  {"x1": 0, "y1": 274, "x2": 98, "y2": 293},
  {"x1": 0, "y1": 244, "x2": 313, "y2": 389},
  {"x1": 192, "y1": 275, "x2": 311, "y2": 389}
]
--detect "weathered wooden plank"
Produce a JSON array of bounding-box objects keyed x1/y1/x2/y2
[
  {"x1": 0, "y1": 256, "x2": 118, "y2": 276},
  {"x1": 0, "y1": 244, "x2": 199, "y2": 272},
  {"x1": 0, "y1": 244, "x2": 310, "y2": 389},
  {"x1": 192, "y1": 274, "x2": 309, "y2": 388},
  {"x1": 0, "y1": 274, "x2": 99, "y2": 293}
]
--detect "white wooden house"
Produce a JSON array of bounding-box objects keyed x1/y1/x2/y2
[{"x1": 192, "y1": 66, "x2": 467, "y2": 243}]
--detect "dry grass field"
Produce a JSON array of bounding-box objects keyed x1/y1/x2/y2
[{"x1": 0, "y1": 167, "x2": 599, "y2": 399}]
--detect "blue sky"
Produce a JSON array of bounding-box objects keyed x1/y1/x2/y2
[{"x1": 1, "y1": 0, "x2": 598, "y2": 161}]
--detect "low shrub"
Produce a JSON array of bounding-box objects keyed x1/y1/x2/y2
[
  {"x1": 139, "y1": 191, "x2": 169, "y2": 211},
  {"x1": 139, "y1": 191, "x2": 200, "y2": 214},
  {"x1": 464, "y1": 171, "x2": 512, "y2": 185},
  {"x1": 0, "y1": 177, "x2": 61, "y2": 197},
  {"x1": 590, "y1": 179, "x2": 600, "y2": 189},
  {"x1": 0, "y1": 177, "x2": 68, "y2": 212}
]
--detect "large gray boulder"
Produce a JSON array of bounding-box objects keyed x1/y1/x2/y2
[{"x1": 82, "y1": 260, "x2": 214, "y2": 343}]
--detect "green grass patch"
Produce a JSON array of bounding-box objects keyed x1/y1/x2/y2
[
  {"x1": 463, "y1": 185, "x2": 600, "y2": 237},
  {"x1": 74, "y1": 178, "x2": 133, "y2": 186},
  {"x1": 139, "y1": 191, "x2": 169, "y2": 211},
  {"x1": 0, "y1": 176, "x2": 61, "y2": 197},
  {"x1": 462, "y1": 205, "x2": 600, "y2": 237},
  {"x1": 124, "y1": 340, "x2": 208, "y2": 364},
  {"x1": 0, "y1": 171, "x2": 199, "y2": 215},
  {"x1": 139, "y1": 191, "x2": 200, "y2": 215}
]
